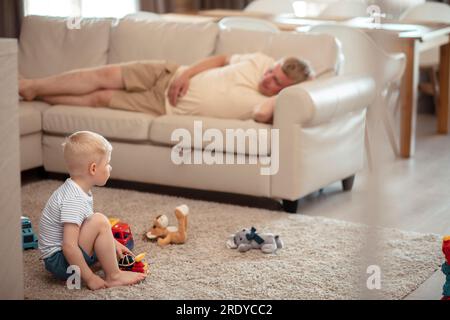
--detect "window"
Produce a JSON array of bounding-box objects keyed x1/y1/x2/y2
[
  {"x1": 293, "y1": 1, "x2": 329, "y2": 17},
  {"x1": 24, "y1": 0, "x2": 139, "y2": 18}
]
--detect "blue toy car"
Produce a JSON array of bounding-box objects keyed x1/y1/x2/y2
[{"x1": 21, "y1": 216, "x2": 38, "y2": 250}]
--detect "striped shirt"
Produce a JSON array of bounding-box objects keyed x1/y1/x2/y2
[{"x1": 39, "y1": 178, "x2": 94, "y2": 259}]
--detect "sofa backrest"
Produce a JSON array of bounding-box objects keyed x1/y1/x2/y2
[
  {"x1": 214, "y1": 29, "x2": 341, "y2": 78},
  {"x1": 19, "y1": 15, "x2": 112, "y2": 78},
  {"x1": 19, "y1": 16, "x2": 339, "y2": 79},
  {"x1": 108, "y1": 20, "x2": 219, "y2": 65}
]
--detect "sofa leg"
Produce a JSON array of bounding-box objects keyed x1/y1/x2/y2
[
  {"x1": 282, "y1": 199, "x2": 299, "y2": 214},
  {"x1": 342, "y1": 175, "x2": 355, "y2": 191}
]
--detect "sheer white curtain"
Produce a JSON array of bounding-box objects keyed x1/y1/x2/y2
[
  {"x1": 24, "y1": 0, "x2": 139, "y2": 18},
  {"x1": 244, "y1": 0, "x2": 365, "y2": 16},
  {"x1": 292, "y1": 0, "x2": 369, "y2": 17}
]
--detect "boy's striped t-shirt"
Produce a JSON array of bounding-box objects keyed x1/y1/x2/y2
[{"x1": 39, "y1": 178, "x2": 94, "y2": 259}]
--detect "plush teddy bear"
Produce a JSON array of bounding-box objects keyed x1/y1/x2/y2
[
  {"x1": 226, "y1": 227, "x2": 283, "y2": 254},
  {"x1": 145, "y1": 205, "x2": 189, "y2": 247}
]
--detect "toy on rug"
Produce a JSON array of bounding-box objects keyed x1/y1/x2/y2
[
  {"x1": 109, "y1": 218, "x2": 134, "y2": 251},
  {"x1": 145, "y1": 205, "x2": 189, "y2": 247},
  {"x1": 226, "y1": 227, "x2": 283, "y2": 254},
  {"x1": 21, "y1": 216, "x2": 38, "y2": 250},
  {"x1": 442, "y1": 236, "x2": 450, "y2": 301},
  {"x1": 118, "y1": 253, "x2": 149, "y2": 274}
]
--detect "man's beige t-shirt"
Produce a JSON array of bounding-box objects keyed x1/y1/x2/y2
[{"x1": 165, "y1": 53, "x2": 275, "y2": 120}]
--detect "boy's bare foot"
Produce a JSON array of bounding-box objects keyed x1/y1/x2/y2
[
  {"x1": 106, "y1": 270, "x2": 146, "y2": 288},
  {"x1": 19, "y1": 79, "x2": 37, "y2": 101},
  {"x1": 86, "y1": 274, "x2": 107, "y2": 291}
]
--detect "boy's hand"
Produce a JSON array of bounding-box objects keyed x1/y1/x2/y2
[
  {"x1": 115, "y1": 241, "x2": 133, "y2": 259},
  {"x1": 86, "y1": 274, "x2": 107, "y2": 291}
]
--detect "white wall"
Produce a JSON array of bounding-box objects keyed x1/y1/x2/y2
[{"x1": 0, "y1": 39, "x2": 24, "y2": 300}]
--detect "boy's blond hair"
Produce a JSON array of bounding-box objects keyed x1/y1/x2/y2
[
  {"x1": 280, "y1": 57, "x2": 315, "y2": 84},
  {"x1": 62, "y1": 131, "x2": 112, "y2": 177}
]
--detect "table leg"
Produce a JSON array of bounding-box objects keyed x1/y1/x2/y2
[
  {"x1": 438, "y1": 40, "x2": 450, "y2": 134},
  {"x1": 400, "y1": 40, "x2": 419, "y2": 158}
]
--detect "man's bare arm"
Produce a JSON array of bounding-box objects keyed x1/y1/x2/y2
[
  {"x1": 253, "y1": 97, "x2": 277, "y2": 124},
  {"x1": 168, "y1": 55, "x2": 230, "y2": 106}
]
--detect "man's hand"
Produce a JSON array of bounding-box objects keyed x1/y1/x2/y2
[
  {"x1": 167, "y1": 54, "x2": 229, "y2": 106},
  {"x1": 86, "y1": 274, "x2": 107, "y2": 291},
  {"x1": 115, "y1": 240, "x2": 133, "y2": 259},
  {"x1": 253, "y1": 97, "x2": 276, "y2": 124},
  {"x1": 168, "y1": 73, "x2": 190, "y2": 106}
]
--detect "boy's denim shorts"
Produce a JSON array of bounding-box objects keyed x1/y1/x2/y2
[{"x1": 44, "y1": 247, "x2": 97, "y2": 281}]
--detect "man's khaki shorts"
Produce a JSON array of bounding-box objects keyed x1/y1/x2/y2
[{"x1": 108, "y1": 60, "x2": 180, "y2": 115}]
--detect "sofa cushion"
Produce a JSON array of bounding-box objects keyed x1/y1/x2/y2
[
  {"x1": 149, "y1": 115, "x2": 273, "y2": 156},
  {"x1": 215, "y1": 28, "x2": 273, "y2": 56},
  {"x1": 43, "y1": 106, "x2": 155, "y2": 142},
  {"x1": 19, "y1": 16, "x2": 112, "y2": 78},
  {"x1": 215, "y1": 29, "x2": 340, "y2": 78},
  {"x1": 19, "y1": 101, "x2": 51, "y2": 136},
  {"x1": 108, "y1": 20, "x2": 219, "y2": 65}
]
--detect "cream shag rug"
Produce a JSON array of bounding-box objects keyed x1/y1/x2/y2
[{"x1": 21, "y1": 180, "x2": 443, "y2": 300}]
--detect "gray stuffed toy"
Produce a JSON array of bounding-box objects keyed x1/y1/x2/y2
[{"x1": 226, "y1": 227, "x2": 283, "y2": 254}]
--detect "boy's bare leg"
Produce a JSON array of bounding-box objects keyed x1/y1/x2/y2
[
  {"x1": 78, "y1": 213, "x2": 146, "y2": 288},
  {"x1": 19, "y1": 65, "x2": 124, "y2": 101},
  {"x1": 40, "y1": 89, "x2": 116, "y2": 108}
]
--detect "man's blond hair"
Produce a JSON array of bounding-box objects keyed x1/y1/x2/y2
[
  {"x1": 62, "y1": 131, "x2": 112, "y2": 177},
  {"x1": 280, "y1": 57, "x2": 315, "y2": 84}
]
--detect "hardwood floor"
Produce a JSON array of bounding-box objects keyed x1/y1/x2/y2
[{"x1": 297, "y1": 113, "x2": 450, "y2": 234}]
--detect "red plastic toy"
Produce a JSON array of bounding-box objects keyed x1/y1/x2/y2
[
  {"x1": 118, "y1": 253, "x2": 149, "y2": 274},
  {"x1": 443, "y1": 236, "x2": 450, "y2": 264},
  {"x1": 442, "y1": 236, "x2": 450, "y2": 300},
  {"x1": 109, "y1": 218, "x2": 134, "y2": 251}
]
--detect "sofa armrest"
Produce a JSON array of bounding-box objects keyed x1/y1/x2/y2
[
  {"x1": 270, "y1": 74, "x2": 375, "y2": 200},
  {"x1": 274, "y1": 74, "x2": 376, "y2": 128}
]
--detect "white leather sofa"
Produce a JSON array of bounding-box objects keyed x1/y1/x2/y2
[{"x1": 17, "y1": 15, "x2": 375, "y2": 213}]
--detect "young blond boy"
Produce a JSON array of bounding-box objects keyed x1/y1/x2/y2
[{"x1": 39, "y1": 131, "x2": 146, "y2": 290}]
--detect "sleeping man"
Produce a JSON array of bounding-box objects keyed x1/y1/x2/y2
[{"x1": 19, "y1": 52, "x2": 314, "y2": 124}]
